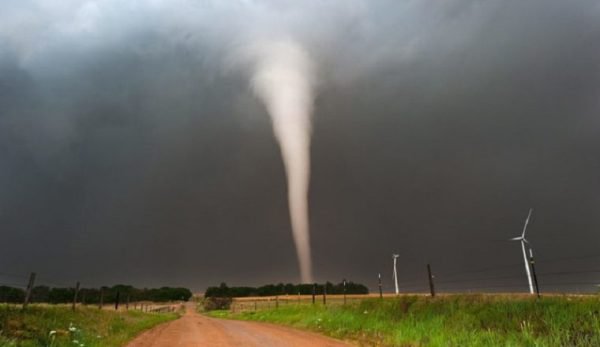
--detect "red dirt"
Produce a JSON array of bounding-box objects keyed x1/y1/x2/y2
[{"x1": 126, "y1": 305, "x2": 352, "y2": 347}]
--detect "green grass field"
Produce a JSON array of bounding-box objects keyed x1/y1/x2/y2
[
  {"x1": 0, "y1": 305, "x2": 178, "y2": 347},
  {"x1": 209, "y1": 294, "x2": 600, "y2": 346}
]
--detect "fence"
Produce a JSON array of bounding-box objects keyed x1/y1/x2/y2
[
  {"x1": 0, "y1": 270, "x2": 184, "y2": 313},
  {"x1": 222, "y1": 251, "x2": 600, "y2": 313},
  {"x1": 228, "y1": 293, "x2": 430, "y2": 313},
  {"x1": 4, "y1": 251, "x2": 600, "y2": 312}
]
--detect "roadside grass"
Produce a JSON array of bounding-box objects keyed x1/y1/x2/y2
[
  {"x1": 208, "y1": 294, "x2": 600, "y2": 346},
  {"x1": 0, "y1": 305, "x2": 178, "y2": 347}
]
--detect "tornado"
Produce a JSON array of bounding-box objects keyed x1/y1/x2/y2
[{"x1": 249, "y1": 39, "x2": 316, "y2": 283}]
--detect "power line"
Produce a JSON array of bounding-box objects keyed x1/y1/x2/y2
[
  {"x1": 437, "y1": 281, "x2": 600, "y2": 291},
  {"x1": 537, "y1": 253, "x2": 600, "y2": 264},
  {"x1": 436, "y1": 274, "x2": 525, "y2": 285},
  {"x1": 538, "y1": 268, "x2": 600, "y2": 277},
  {"x1": 0, "y1": 271, "x2": 29, "y2": 280},
  {"x1": 439, "y1": 262, "x2": 524, "y2": 279},
  {"x1": 0, "y1": 282, "x2": 27, "y2": 288}
]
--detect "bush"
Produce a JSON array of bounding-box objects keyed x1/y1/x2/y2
[{"x1": 203, "y1": 297, "x2": 233, "y2": 311}]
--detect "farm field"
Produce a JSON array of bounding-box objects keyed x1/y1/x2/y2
[
  {"x1": 209, "y1": 294, "x2": 600, "y2": 347},
  {"x1": 0, "y1": 304, "x2": 179, "y2": 347}
]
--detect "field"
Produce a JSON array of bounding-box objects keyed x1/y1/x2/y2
[
  {"x1": 210, "y1": 294, "x2": 600, "y2": 346},
  {"x1": 0, "y1": 304, "x2": 179, "y2": 347}
]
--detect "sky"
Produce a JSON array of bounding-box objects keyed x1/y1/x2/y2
[{"x1": 1, "y1": 0, "x2": 600, "y2": 293}]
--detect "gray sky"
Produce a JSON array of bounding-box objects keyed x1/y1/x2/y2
[{"x1": 1, "y1": 0, "x2": 600, "y2": 293}]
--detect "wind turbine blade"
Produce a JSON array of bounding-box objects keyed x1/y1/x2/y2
[
  {"x1": 525, "y1": 208, "x2": 533, "y2": 226},
  {"x1": 509, "y1": 237, "x2": 522, "y2": 241},
  {"x1": 521, "y1": 208, "x2": 533, "y2": 238}
]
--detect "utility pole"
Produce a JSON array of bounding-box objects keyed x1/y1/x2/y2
[
  {"x1": 22, "y1": 272, "x2": 36, "y2": 310},
  {"x1": 427, "y1": 264, "x2": 436, "y2": 297},
  {"x1": 529, "y1": 249, "x2": 541, "y2": 298},
  {"x1": 312, "y1": 283, "x2": 316, "y2": 304},
  {"x1": 72, "y1": 281, "x2": 80, "y2": 311},
  {"x1": 378, "y1": 273, "x2": 383, "y2": 299}
]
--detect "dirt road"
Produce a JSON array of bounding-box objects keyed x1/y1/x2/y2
[{"x1": 126, "y1": 305, "x2": 352, "y2": 347}]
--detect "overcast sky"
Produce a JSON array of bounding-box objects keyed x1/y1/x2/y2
[{"x1": 1, "y1": 0, "x2": 600, "y2": 293}]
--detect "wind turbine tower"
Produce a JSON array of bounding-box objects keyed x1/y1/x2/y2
[
  {"x1": 392, "y1": 254, "x2": 400, "y2": 295},
  {"x1": 510, "y1": 208, "x2": 534, "y2": 294}
]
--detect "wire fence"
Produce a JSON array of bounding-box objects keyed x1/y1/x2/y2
[
  {"x1": 221, "y1": 251, "x2": 600, "y2": 313},
  {"x1": 2, "y1": 251, "x2": 600, "y2": 312},
  {"x1": 0, "y1": 270, "x2": 183, "y2": 313}
]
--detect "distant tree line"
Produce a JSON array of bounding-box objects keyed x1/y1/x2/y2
[
  {"x1": 204, "y1": 281, "x2": 369, "y2": 297},
  {"x1": 0, "y1": 285, "x2": 192, "y2": 304}
]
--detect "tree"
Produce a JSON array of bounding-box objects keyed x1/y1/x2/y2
[
  {"x1": 0, "y1": 286, "x2": 24, "y2": 303},
  {"x1": 204, "y1": 281, "x2": 369, "y2": 297}
]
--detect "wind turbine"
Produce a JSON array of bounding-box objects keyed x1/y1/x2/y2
[
  {"x1": 392, "y1": 254, "x2": 399, "y2": 295},
  {"x1": 510, "y1": 208, "x2": 534, "y2": 294}
]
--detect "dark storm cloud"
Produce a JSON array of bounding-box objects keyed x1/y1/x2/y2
[{"x1": 0, "y1": 0, "x2": 599, "y2": 292}]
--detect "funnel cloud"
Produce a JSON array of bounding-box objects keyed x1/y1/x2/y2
[
  {"x1": 0, "y1": 0, "x2": 600, "y2": 292},
  {"x1": 249, "y1": 39, "x2": 316, "y2": 283}
]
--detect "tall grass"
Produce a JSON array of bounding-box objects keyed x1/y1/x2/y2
[
  {"x1": 0, "y1": 305, "x2": 178, "y2": 347},
  {"x1": 211, "y1": 294, "x2": 600, "y2": 346}
]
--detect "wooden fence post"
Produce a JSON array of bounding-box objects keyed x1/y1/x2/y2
[
  {"x1": 529, "y1": 249, "x2": 541, "y2": 298},
  {"x1": 115, "y1": 291, "x2": 120, "y2": 311},
  {"x1": 81, "y1": 291, "x2": 86, "y2": 306},
  {"x1": 72, "y1": 281, "x2": 80, "y2": 311},
  {"x1": 22, "y1": 272, "x2": 36, "y2": 310},
  {"x1": 427, "y1": 264, "x2": 436, "y2": 297}
]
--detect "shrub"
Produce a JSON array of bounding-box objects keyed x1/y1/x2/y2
[{"x1": 203, "y1": 297, "x2": 233, "y2": 311}]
